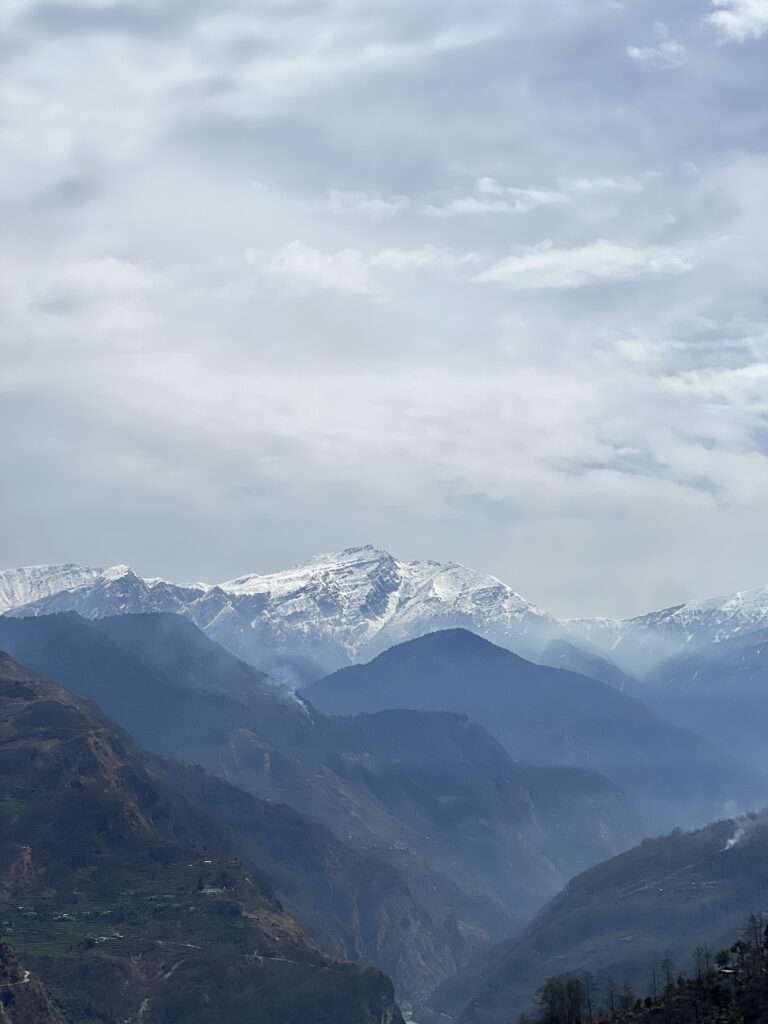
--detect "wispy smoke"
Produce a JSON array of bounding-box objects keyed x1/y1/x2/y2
[{"x1": 723, "y1": 823, "x2": 747, "y2": 851}]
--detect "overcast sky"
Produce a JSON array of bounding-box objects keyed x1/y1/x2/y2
[{"x1": 2, "y1": 0, "x2": 768, "y2": 617}]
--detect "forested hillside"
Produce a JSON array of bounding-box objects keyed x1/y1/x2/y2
[{"x1": 527, "y1": 917, "x2": 768, "y2": 1024}]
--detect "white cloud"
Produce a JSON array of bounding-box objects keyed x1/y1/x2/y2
[
  {"x1": 326, "y1": 190, "x2": 409, "y2": 221},
  {"x1": 426, "y1": 177, "x2": 567, "y2": 217},
  {"x1": 254, "y1": 242, "x2": 376, "y2": 296},
  {"x1": 476, "y1": 240, "x2": 694, "y2": 290},
  {"x1": 370, "y1": 246, "x2": 480, "y2": 271},
  {"x1": 664, "y1": 361, "x2": 768, "y2": 404},
  {"x1": 251, "y1": 241, "x2": 477, "y2": 296},
  {"x1": 212, "y1": 22, "x2": 508, "y2": 108},
  {"x1": 4, "y1": 0, "x2": 768, "y2": 616},
  {"x1": 627, "y1": 21, "x2": 686, "y2": 68},
  {"x1": 627, "y1": 39, "x2": 686, "y2": 68},
  {"x1": 707, "y1": 0, "x2": 768, "y2": 40},
  {"x1": 566, "y1": 175, "x2": 648, "y2": 194}
]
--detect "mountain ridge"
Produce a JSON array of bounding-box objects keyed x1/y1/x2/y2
[
  {"x1": 5, "y1": 550, "x2": 768, "y2": 676},
  {"x1": 305, "y1": 628, "x2": 767, "y2": 830}
]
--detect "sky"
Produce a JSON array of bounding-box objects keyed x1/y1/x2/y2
[{"x1": 2, "y1": 0, "x2": 768, "y2": 618}]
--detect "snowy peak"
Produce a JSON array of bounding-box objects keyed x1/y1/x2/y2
[
  {"x1": 628, "y1": 585, "x2": 768, "y2": 648},
  {"x1": 220, "y1": 545, "x2": 398, "y2": 599},
  {"x1": 100, "y1": 564, "x2": 136, "y2": 582},
  {"x1": 0, "y1": 548, "x2": 555, "y2": 672},
  {"x1": 567, "y1": 584, "x2": 768, "y2": 675},
  {"x1": 3, "y1": 563, "x2": 207, "y2": 623},
  {"x1": 0, "y1": 563, "x2": 102, "y2": 615},
  {"x1": 650, "y1": 585, "x2": 768, "y2": 627},
  {"x1": 218, "y1": 547, "x2": 549, "y2": 656}
]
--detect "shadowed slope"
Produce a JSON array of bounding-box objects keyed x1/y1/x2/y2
[{"x1": 307, "y1": 629, "x2": 765, "y2": 827}]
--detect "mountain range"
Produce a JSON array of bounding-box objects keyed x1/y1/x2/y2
[
  {"x1": 305, "y1": 628, "x2": 766, "y2": 830},
  {"x1": 0, "y1": 612, "x2": 637, "y2": 1013},
  {"x1": 5, "y1": 547, "x2": 768, "y2": 677},
  {"x1": 5, "y1": 549, "x2": 768, "y2": 1020},
  {"x1": 0, "y1": 550, "x2": 553, "y2": 680}
]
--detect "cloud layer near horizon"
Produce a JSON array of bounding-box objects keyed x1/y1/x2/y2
[{"x1": 2, "y1": 0, "x2": 768, "y2": 617}]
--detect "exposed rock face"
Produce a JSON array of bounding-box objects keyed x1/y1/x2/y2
[{"x1": 0, "y1": 653, "x2": 404, "y2": 1024}]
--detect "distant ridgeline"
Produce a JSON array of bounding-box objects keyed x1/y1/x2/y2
[{"x1": 527, "y1": 916, "x2": 768, "y2": 1024}]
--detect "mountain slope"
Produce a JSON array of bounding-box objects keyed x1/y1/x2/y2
[
  {"x1": 0, "y1": 945, "x2": 65, "y2": 1024},
  {"x1": 0, "y1": 611, "x2": 307, "y2": 759},
  {"x1": 306, "y1": 629, "x2": 766, "y2": 829},
  {"x1": 0, "y1": 653, "x2": 403, "y2": 1024},
  {"x1": 442, "y1": 812, "x2": 768, "y2": 1024},
  {"x1": 161, "y1": 759, "x2": 467, "y2": 1009},
  {"x1": 638, "y1": 630, "x2": 768, "y2": 772},
  {"x1": 93, "y1": 611, "x2": 312, "y2": 723},
  {"x1": 0, "y1": 614, "x2": 465, "y2": 1003},
  {"x1": 538, "y1": 639, "x2": 635, "y2": 691}
]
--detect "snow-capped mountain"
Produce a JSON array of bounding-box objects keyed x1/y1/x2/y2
[
  {"x1": 634, "y1": 586, "x2": 768, "y2": 644},
  {"x1": 0, "y1": 563, "x2": 102, "y2": 615},
  {"x1": 566, "y1": 585, "x2": 768, "y2": 675},
  {"x1": 220, "y1": 547, "x2": 555, "y2": 658},
  {"x1": 3, "y1": 547, "x2": 557, "y2": 678},
  {"x1": 4, "y1": 549, "x2": 768, "y2": 678}
]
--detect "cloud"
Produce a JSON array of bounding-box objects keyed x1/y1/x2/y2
[
  {"x1": 627, "y1": 20, "x2": 686, "y2": 68},
  {"x1": 476, "y1": 240, "x2": 694, "y2": 290},
  {"x1": 326, "y1": 190, "x2": 409, "y2": 221},
  {"x1": 566, "y1": 176, "x2": 648, "y2": 194},
  {"x1": 426, "y1": 175, "x2": 654, "y2": 217},
  {"x1": 19, "y1": 0, "x2": 204, "y2": 39},
  {"x1": 369, "y1": 246, "x2": 480, "y2": 270},
  {"x1": 707, "y1": 0, "x2": 768, "y2": 41},
  {"x1": 3, "y1": 0, "x2": 768, "y2": 619},
  {"x1": 426, "y1": 177, "x2": 568, "y2": 217},
  {"x1": 250, "y1": 241, "x2": 477, "y2": 296},
  {"x1": 253, "y1": 242, "x2": 377, "y2": 297},
  {"x1": 626, "y1": 41, "x2": 686, "y2": 69}
]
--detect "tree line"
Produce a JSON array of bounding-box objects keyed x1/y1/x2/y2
[{"x1": 525, "y1": 916, "x2": 768, "y2": 1024}]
